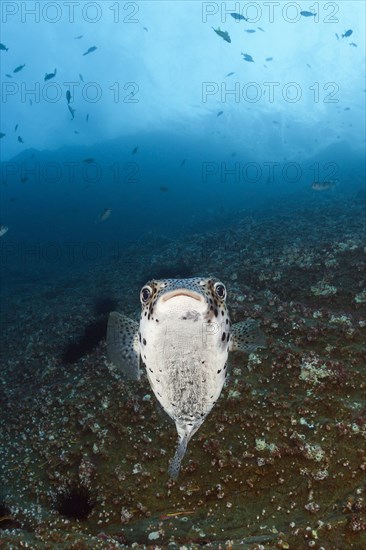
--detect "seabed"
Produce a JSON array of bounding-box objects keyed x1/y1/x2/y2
[{"x1": 0, "y1": 193, "x2": 365, "y2": 549}]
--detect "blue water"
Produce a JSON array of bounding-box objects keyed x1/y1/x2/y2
[
  {"x1": 1, "y1": 137, "x2": 364, "y2": 249},
  {"x1": 0, "y1": 1, "x2": 365, "y2": 547}
]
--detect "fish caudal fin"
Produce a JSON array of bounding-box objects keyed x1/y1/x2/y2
[
  {"x1": 168, "y1": 422, "x2": 202, "y2": 479},
  {"x1": 229, "y1": 319, "x2": 267, "y2": 353},
  {"x1": 168, "y1": 433, "x2": 189, "y2": 480},
  {"x1": 106, "y1": 312, "x2": 141, "y2": 380}
]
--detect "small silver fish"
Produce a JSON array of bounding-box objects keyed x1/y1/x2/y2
[
  {"x1": 0, "y1": 225, "x2": 9, "y2": 237},
  {"x1": 83, "y1": 46, "x2": 97, "y2": 56},
  {"x1": 212, "y1": 27, "x2": 231, "y2": 43},
  {"x1": 342, "y1": 29, "x2": 353, "y2": 38},
  {"x1": 241, "y1": 52, "x2": 254, "y2": 63},
  {"x1": 311, "y1": 181, "x2": 337, "y2": 191},
  {"x1": 68, "y1": 105, "x2": 76, "y2": 120},
  {"x1": 13, "y1": 64, "x2": 25, "y2": 73},
  {"x1": 44, "y1": 68, "x2": 57, "y2": 81},
  {"x1": 107, "y1": 277, "x2": 266, "y2": 479},
  {"x1": 97, "y1": 207, "x2": 111, "y2": 222},
  {"x1": 230, "y1": 13, "x2": 247, "y2": 21}
]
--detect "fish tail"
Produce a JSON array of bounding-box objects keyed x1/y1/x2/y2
[{"x1": 168, "y1": 433, "x2": 189, "y2": 480}]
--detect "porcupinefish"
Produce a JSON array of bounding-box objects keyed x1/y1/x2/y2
[{"x1": 107, "y1": 277, "x2": 266, "y2": 479}]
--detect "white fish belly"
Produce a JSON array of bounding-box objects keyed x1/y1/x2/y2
[{"x1": 142, "y1": 319, "x2": 228, "y2": 424}]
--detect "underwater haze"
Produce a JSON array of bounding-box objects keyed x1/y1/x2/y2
[{"x1": 0, "y1": 1, "x2": 365, "y2": 548}]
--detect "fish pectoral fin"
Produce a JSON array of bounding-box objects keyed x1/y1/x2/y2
[
  {"x1": 106, "y1": 312, "x2": 141, "y2": 381},
  {"x1": 229, "y1": 319, "x2": 267, "y2": 353}
]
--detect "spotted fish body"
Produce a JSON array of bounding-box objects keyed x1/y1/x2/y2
[
  {"x1": 107, "y1": 277, "x2": 266, "y2": 478},
  {"x1": 139, "y1": 278, "x2": 230, "y2": 477}
]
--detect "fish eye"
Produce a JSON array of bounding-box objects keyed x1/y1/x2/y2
[
  {"x1": 214, "y1": 283, "x2": 226, "y2": 300},
  {"x1": 140, "y1": 286, "x2": 152, "y2": 303}
]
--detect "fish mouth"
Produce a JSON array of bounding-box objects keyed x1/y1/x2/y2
[{"x1": 162, "y1": 290, "x2": 204, "y2": 302}]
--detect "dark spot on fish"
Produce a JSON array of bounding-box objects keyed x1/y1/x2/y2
[
  {"x1": 143, "y1": 338, "x2": 146, "y2": 345},
  {"x1": 214, "y1": 309, "x2": 218, "y2": 317},
  {"x1": 227, "y1": 333, "x2": 230, "y2": 341},
  {"x1": 217, "y1": 369, "x2": 221, "y2": 374},
  {"x1": 222, "y1": 332, "x2": 226, "y2": 341},
  {"x1": 149, "y1": 368, "x2": 153, "y2": 373}
]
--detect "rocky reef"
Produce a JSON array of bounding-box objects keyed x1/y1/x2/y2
[{"x1": 0, "y1": 194, "x2": 365, "y2": 548}]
